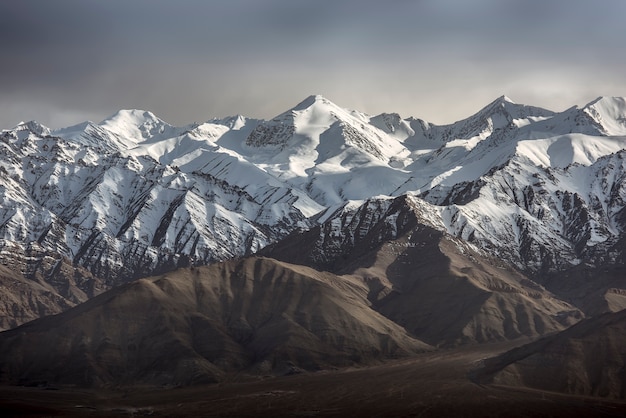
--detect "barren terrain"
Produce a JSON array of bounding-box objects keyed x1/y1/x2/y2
[{"x1": 2, "y1": 341, "x2": 625, "y2": 417}]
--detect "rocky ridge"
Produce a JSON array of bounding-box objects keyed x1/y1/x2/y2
[{"x1": 1, "y1": 95, "x2": 626, "y2": 328}]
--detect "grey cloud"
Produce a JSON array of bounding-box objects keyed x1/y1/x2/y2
[{"x1": 0, "y1": 0, "x2": 624, "y2": 128}]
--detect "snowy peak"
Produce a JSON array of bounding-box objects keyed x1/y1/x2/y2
[
  {"x1": 100, "y1": 108, "x2": 163, "y2": 129},
  {"x1": 262, "y1": 94, "x2": 343, "y2": 126},
  {"x1": 479, "y1": 95, "x2": 517, "y2": 113},
  {"x1": 533, "y1": 96, "x2": 626, "y2": 138},
  {"x1": 369, "y1": 113, "x2": 416, "y2": 141},
  {"x1": 210, "y1": 114, "x2": 248, "y2": 130},
  {"x1": 290, "y1": 94, "x2": 335, "y2": 112},
  {"x1": 584, "y1": 96, "x2": 626, "y2": 111},
  {"x1": 484, "y1": 95, "x2": 518, "y2": 117},
  {"x1": 482, "y1": 94, "x2": 516, "y2": 108},
  {"x1": 420, "y1": 96, "x2": 555, "y2": 150},
  {"x1": 278, "y1": 94, "x2": 367, "y2": 127},
  {"x1": 286, "y1": 95, "x2": 405, "y2": 161},
  {"x1": 242, "y1": 97, "x2": 335, "y2": 149},
  {"x1": 98, "y1": 108, "x2": 179, "y2": 146},
  {"x1": 244, "y1": 94, "x2": 397, "y2": 162},
  {"x1": 474, "y1": 95, "x2": 554, "y2": 127},
  {"x1": 2, "y1": 94, "x2": 626, "y2": 316},
  {"x1": 12, "y1": 120, "x2": 51, "y2": 136},
  {"x1": 581, "y1": 96, "x2": 626, "y2": 135}
]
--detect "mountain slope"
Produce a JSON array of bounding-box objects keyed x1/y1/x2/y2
[
  {"x1": 0, "y1": 257, "x2": 430, "y2": 387},
  {"x1": 475, "y1": 308, "x2": 626, "y2": 399},
  {"x1": 0, "y1": 121, "x2": 320, "y2": 281},
  {"x1": 262, "y1": 194, "x2": 581, "y2": 346},
  {"x1": 1, "y1": 94, "x2": 626, "y2": 329}
]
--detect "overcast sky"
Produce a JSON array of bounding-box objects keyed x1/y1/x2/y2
[{"x1": 1, "y1": 0, "x2": 625, "y2": 129}]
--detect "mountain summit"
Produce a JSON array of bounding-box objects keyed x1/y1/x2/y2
[
  {"x1": 289, "y1": 94, "x2": 337, "y2": 112},
  {"x1": 1, "y1": 95, "x2": 625, "y2": 331},
  {"x1": 580, "y1": 96, "x2": 626, "y2": 135}
]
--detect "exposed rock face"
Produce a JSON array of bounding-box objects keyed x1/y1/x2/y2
[
  {"x1": 262, "y1": 194, "x2": 582, "y2": 347},
  {"x1": 0, "y1": 241, "x2": 103, "y2": 330}
]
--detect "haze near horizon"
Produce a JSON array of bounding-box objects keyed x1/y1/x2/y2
[{"x1": 1, "y1": 0, "x2": 624, "y2": 129}]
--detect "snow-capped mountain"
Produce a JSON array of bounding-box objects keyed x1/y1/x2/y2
[
  {"x1": 0, "y1": 113, "x2": 321, "y2": 288},
  {"x1": 1, "y1": 94, "x2": 626, "y2": 327},
  {"x1": 261, "y1": 193, "x2": 583, "y2": 346}
]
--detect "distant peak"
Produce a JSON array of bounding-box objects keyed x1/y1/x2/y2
[
  {"x1": 291, "y1": 94, "x2": 335, "y2": 111},
  {"x1": 583, "y1": 96, "x2": 626, "y2": 109},
  {"x1": 14, "y1": 120, "x2": 51, "y2": 136},
  {"x1": 103, "y1": 109, "x2": 162, "y2": 123},
  {"x1": 98, "y1": 108, "x2": 175, "y2": 144},
  {"x1": 580, "y1": 96, "x2": 626, "y2": 135},
  {"x1": 303, "y1": 94, "x2": 328, "y2": 103},
  {"x1": 488, "y1": 95, "x2": 516, "y2": 107},
  {"x1": 99, "y1": 109, "x2": 172, "y2": 132},
  {"x1": 211, "y1": 114, "x2": 248, "y2": 130},
  {"x1": 477, "y1": 95, "x2": 555, "y2": 119}
]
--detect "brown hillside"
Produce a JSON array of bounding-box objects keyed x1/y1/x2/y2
[
  {"x1": 475, "y1": 308, "x2": 626, "y2": 399},
  {"x1": 0, "y1": 257, "x2": 430, "y2": 387}
]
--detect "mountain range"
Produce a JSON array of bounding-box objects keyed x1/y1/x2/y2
[{"x1": 1, "y1": 95, "x2": 625, "y2": 397}]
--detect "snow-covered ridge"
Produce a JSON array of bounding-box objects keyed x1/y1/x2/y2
[
  {"x1": 1, "y1": 94, "x2": 625, "y2": 293},
  {"x1": 582, "y1": 96, "x2": 626, "y2": 136}
]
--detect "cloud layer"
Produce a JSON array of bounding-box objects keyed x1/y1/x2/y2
[{"x1": 1, "y1": 0, "x2": 625, "y2": 128}]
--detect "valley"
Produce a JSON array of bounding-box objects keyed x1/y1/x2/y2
[{"x1": 2, "y1": 342, "x2": 625, "y2": 417}]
